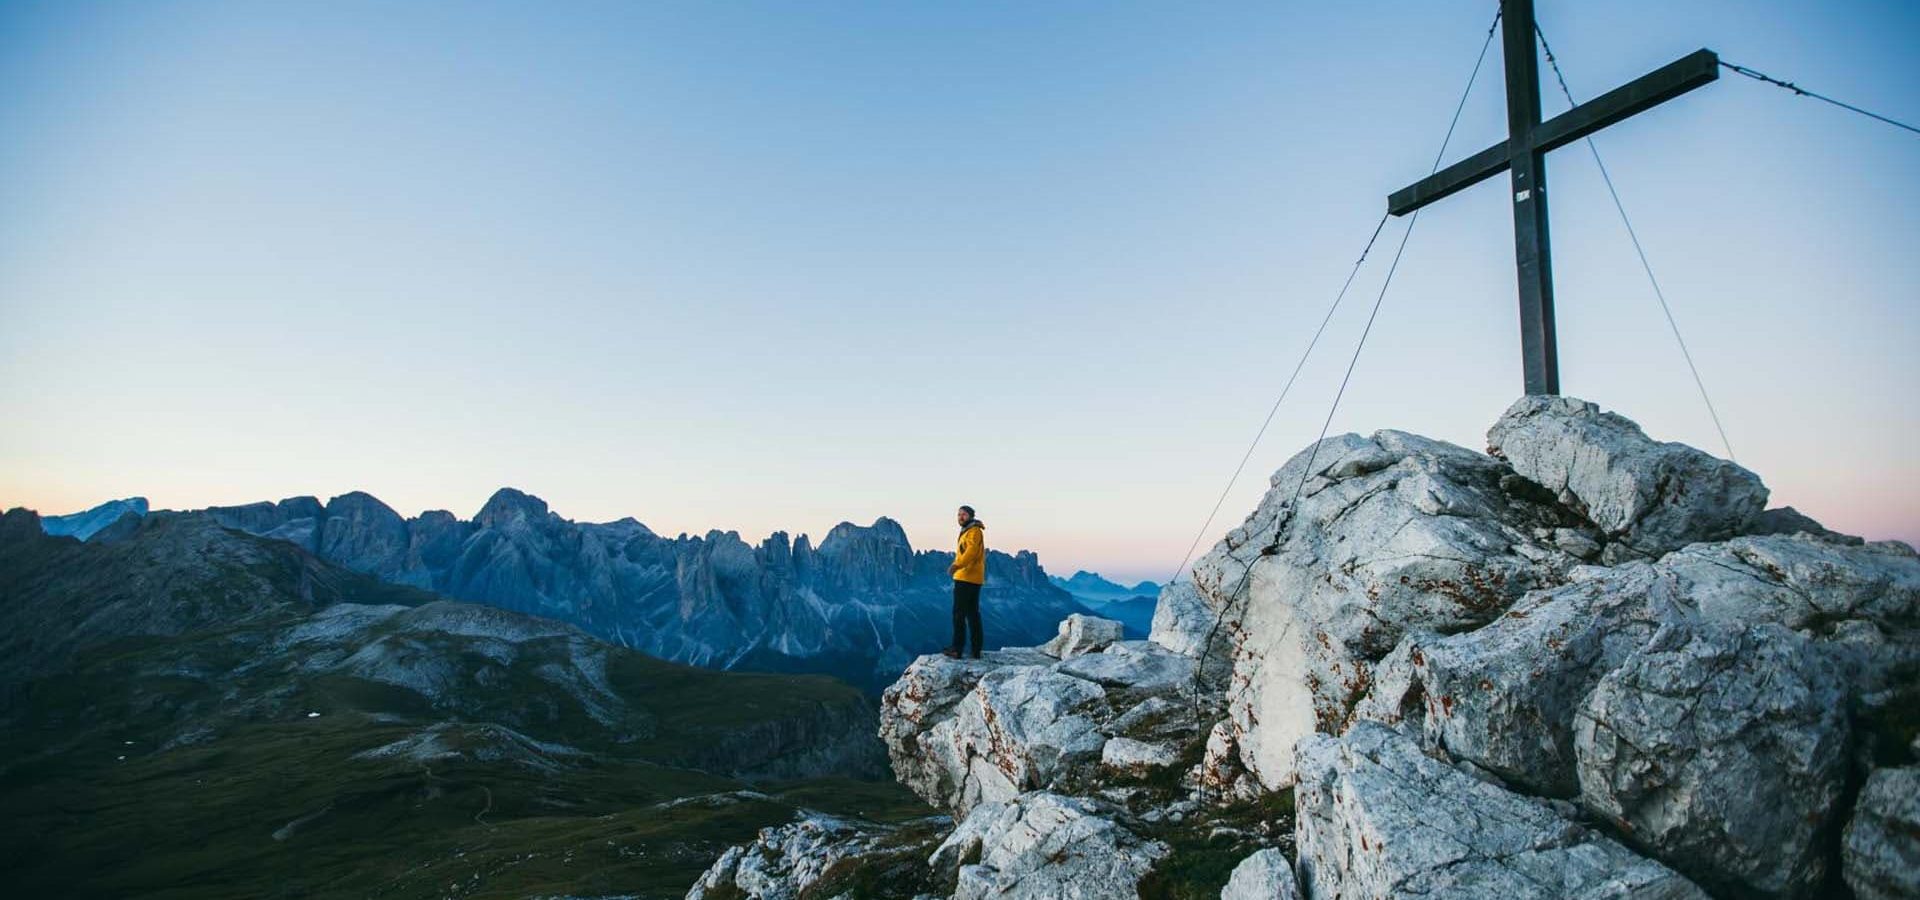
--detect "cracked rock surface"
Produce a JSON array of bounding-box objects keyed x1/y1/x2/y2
[
  {"x1": 879, "y1": 640, "x2": 1203, "y2": 817},
  {"x1": 931, "y1": 792, "x2": 1166, "y2": 900},
  {"x1": 1189, "y1": 428, "x2": 1582, "y2": 788},
  {"x1": 1574, "y1": 622, "x2": 1850, "y2": 898},
  {"x1": 1844, "y1": 763, "x2": 1920, "y2": 900},
  {"x1": 1294, "y1": 723, "x2": 1706, "y2": 900},
  {"x1": 1487, "y1": 394, "x2": 1769, "y2": 562},
  {"x1": 1355, "y1": 532, "x2": 1919, "y2": 806},
  {"x1": 686, "y1": 812, "x2": 951, "y2": 900},
  {"x1": 694, "y1": 395, "x2": 1918, "y2": 900}
]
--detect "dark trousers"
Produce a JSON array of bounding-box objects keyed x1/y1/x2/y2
[{"x1": 951, "y1": 580, "x2": 984, "y2": 655}]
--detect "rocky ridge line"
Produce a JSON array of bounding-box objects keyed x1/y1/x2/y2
[{"x1": 687, "y1": 394, "x2": 1919, "y2": 900}]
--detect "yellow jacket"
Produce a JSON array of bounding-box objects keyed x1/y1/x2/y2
[{"x1": 951, "y1": 522, "x2": 986, "y2": 584}]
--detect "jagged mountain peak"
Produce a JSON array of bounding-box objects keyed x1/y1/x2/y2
[
  {"x1": 56, "y1": 487, "x2": 1087, "y2": 689},
  {"x1": 475, "y1": 486, "x2": 551, "y2": 527},
  {"x1": 36, "y1": 496, "x2": 149, "y2": 541},
  {"x1": 819, "y1": 517, "x2": 912, "y2": 553},
  {"x1": 326, "y1": 490, "x2": 399, "y2": 516}
]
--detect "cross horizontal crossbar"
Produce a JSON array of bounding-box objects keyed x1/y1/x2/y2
[{"x1": 1388, "y1": 49, "x2": 1718, "y2": 216}]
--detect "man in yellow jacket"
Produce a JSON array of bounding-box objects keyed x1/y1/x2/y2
[{"x1": 943, "y1": 505, "x2": 987, "y2": 659}]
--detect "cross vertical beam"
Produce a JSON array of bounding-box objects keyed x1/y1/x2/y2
[
  {"x1": 1502, "y1": 0, "x2": 1558, "y2": 395},
  {"x1": 1385, "y1": 0, "x2": 1718, "y2": 396}
]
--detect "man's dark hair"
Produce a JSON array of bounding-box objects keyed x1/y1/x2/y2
[{"x1": 959, "y1": 505, "x2": 975, "y2": 517}]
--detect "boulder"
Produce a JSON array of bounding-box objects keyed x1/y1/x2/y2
[
  {"x1": 1358, "y1": 564, "x2": 1690, "y2": 797},
  {"x1": 1192, "y1": 429, "x2": 1579, "y2": 788},
  {"x1": 881, "y1": 651, "x2": 1107, "y2": 815},
  {"x1": 1843, "y1": 765, "x2": 1920, "y2": 900},
  {"x1": 685, "y1": 812, "x2": 949, "y2": 900},
  {"x1": 1196, "y1": 719, "x2": 1261, "y2": 802},
  {"x1": 1054, "y1": 640, "x2": 1196, "y2": 692},
  {"x1": 1293, "y1": 723, "x2": 1705, "y2": 900},
  {"x1": 1149, "y1": 580, "x2": 1216, "y2": 658},
  {"x1": 1042, "y1": 613, "x2": 1126, "y2": 659},
  {"x1": 1486, "y1": 395, "x2": 1768, "y2": 561},
  {"x1": 1574, "y1": 623, "x2": 1850, "y2": 899},
  {"x1": 1749, "y1": 506, "x2": 1862, "y2": 544},
  {"x1": 930, "y1": 792, "x2": 1167, "y2": 900},
  {"x1": 880, "y1": 626, "x2": 1217, "y2": 817},
  {"x1": 1354, "y1": 533, "x2": 1919, "y2": 798},
  {"x1": 1221, "y1": 848, "x2": 1300, "y2": 900},
  {"x1": 1100, "y1": 737, "x2": 1180, "y2": 773},
  {"x1": 1652, "y1": 535, "x2": 1920, "y2": 694}
]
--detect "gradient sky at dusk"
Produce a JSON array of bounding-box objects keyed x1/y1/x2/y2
[{"x1": 2, "y1": 1, "x2": 1916, "y2": 583}]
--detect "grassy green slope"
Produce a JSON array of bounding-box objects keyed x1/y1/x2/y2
[{"x1": 0, "y1": 510, "x2": 929, "y2": 899}]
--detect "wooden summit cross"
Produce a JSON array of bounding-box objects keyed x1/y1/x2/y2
[{"x1": 1388, "y1": 0, "x2": 1719, "y2": 395}]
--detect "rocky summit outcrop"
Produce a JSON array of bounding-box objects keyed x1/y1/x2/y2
[
  {"x1": 1294, "y1": 723, "x2": 1705, "y2": 899},
  {"x1": 877, "y1": 631, "x2": 1200, "y2": 816},
  {"x1": 1487, "y1": 395, "x2": 1770, "y2": 561},
  {"x1": 195, "y1": 492, "x2": 1085, "y2": 690},
  {"x1": 1290, "y1": 721, "x2": 1712, "y2": 898},
  {"x1": 689, "y1": 394, "x2": 1918, "y2": 900},
  {"x1": 1185, "y1": 428, "x2": 1589, "y2": 791}
]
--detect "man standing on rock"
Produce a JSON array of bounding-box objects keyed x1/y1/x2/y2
[{"x1": 944, "y1": 506, "x2": 987, "y2": 659}]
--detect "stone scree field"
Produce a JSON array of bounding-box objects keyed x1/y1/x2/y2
[{"x1": 686, "y1": 395, "x2": 1920, "y2": 900}]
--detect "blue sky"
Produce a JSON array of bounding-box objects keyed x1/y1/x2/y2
[{"x1": 2, "y1": 0, "x2": 1916, "y2": 583}]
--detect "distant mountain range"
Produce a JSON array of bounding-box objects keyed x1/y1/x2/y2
[
  {"x1": 37, "y1": 496, "x2": 146, "y2": 541},
  {"x1": 0, "y1": 506, "x2": 908, "y2": 896},
  {"x1": 1047, "y1": 569, "x2": 1161, "y2": 599},
  {"x1": 41, "y1": 492, "x2": 1090, "y2": 690},
  {"x1": 1047, "y1": 569, "x2": 1162, "y2": 637}
]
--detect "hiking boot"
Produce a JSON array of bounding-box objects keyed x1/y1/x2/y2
[
  {"x1": 969, "y1": 650, "x2": 982, "y2": 660},
  {"x1": 940, "y1": 647, "x2": 961, "y2": 659}
]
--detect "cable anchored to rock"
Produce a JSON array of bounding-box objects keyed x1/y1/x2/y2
[
  {"x1": 1534, "y1": 24, "x2": 1738, "y2": 463},
  {"x1": 1162, "y1": 5, "x2": 1503, "y2": 594},
  {"x1": 1183, "y1": 5, "x2": 1504, "y2": 783}
]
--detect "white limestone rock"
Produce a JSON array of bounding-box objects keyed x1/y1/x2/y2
[
  {"x1": 1652, "y1": 534, "x2": 1920, "y2": 694},
  {"x1": 1042, "y1": 613, "x2": 1126, "y2": 659},
  {"x1": 1054, "y1": 640, "x2": 1196, "y2": 692},
  {"x1": 1221, "y1": 848, "x2": 1299, "y2": 900},
  {"x1": 1486, "y1": 394, "x2": 1768, "y2": 562},
  {"x1": 1100, "y1": 737, "x2": 1180, "y2": 773},
  {"x1": 1354, "y1": 533, "x2": 1920, "y2": 800},
  {"x1": 1149, "y1": 580, "x2": 1218, "y2": 658},
  {"x1": 1359, "y1": 565, "x2": 1689, "y2": 797},
  {"x1": 685, "y1": 812, "x2": 947, "y2": 900},
  {"x1": 880, "y1": 649, "x2": 1110, "y2": 815},
  {"x1": 1293, "y1": 723, "x2": 1705, "y2": 900},
  {"x1": 1192, "y1": 429, "x2": 1579, "y2": 789},
  {"x1": 930, "y1": 792, "x2": 1167, "y2": 900},
  {"x1": 1575, "y1": 623, "x2": 1851, "y2": 899},
  {"x1": 1196, "y1": 719, "x2": 1262, "y2": 802},
  {"x1": 1843, "y1": 765, "x2": 1920, "y2": 900},
  {"x1": 880, "y1": 622, "x2": 1216, "y2": 817}
]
